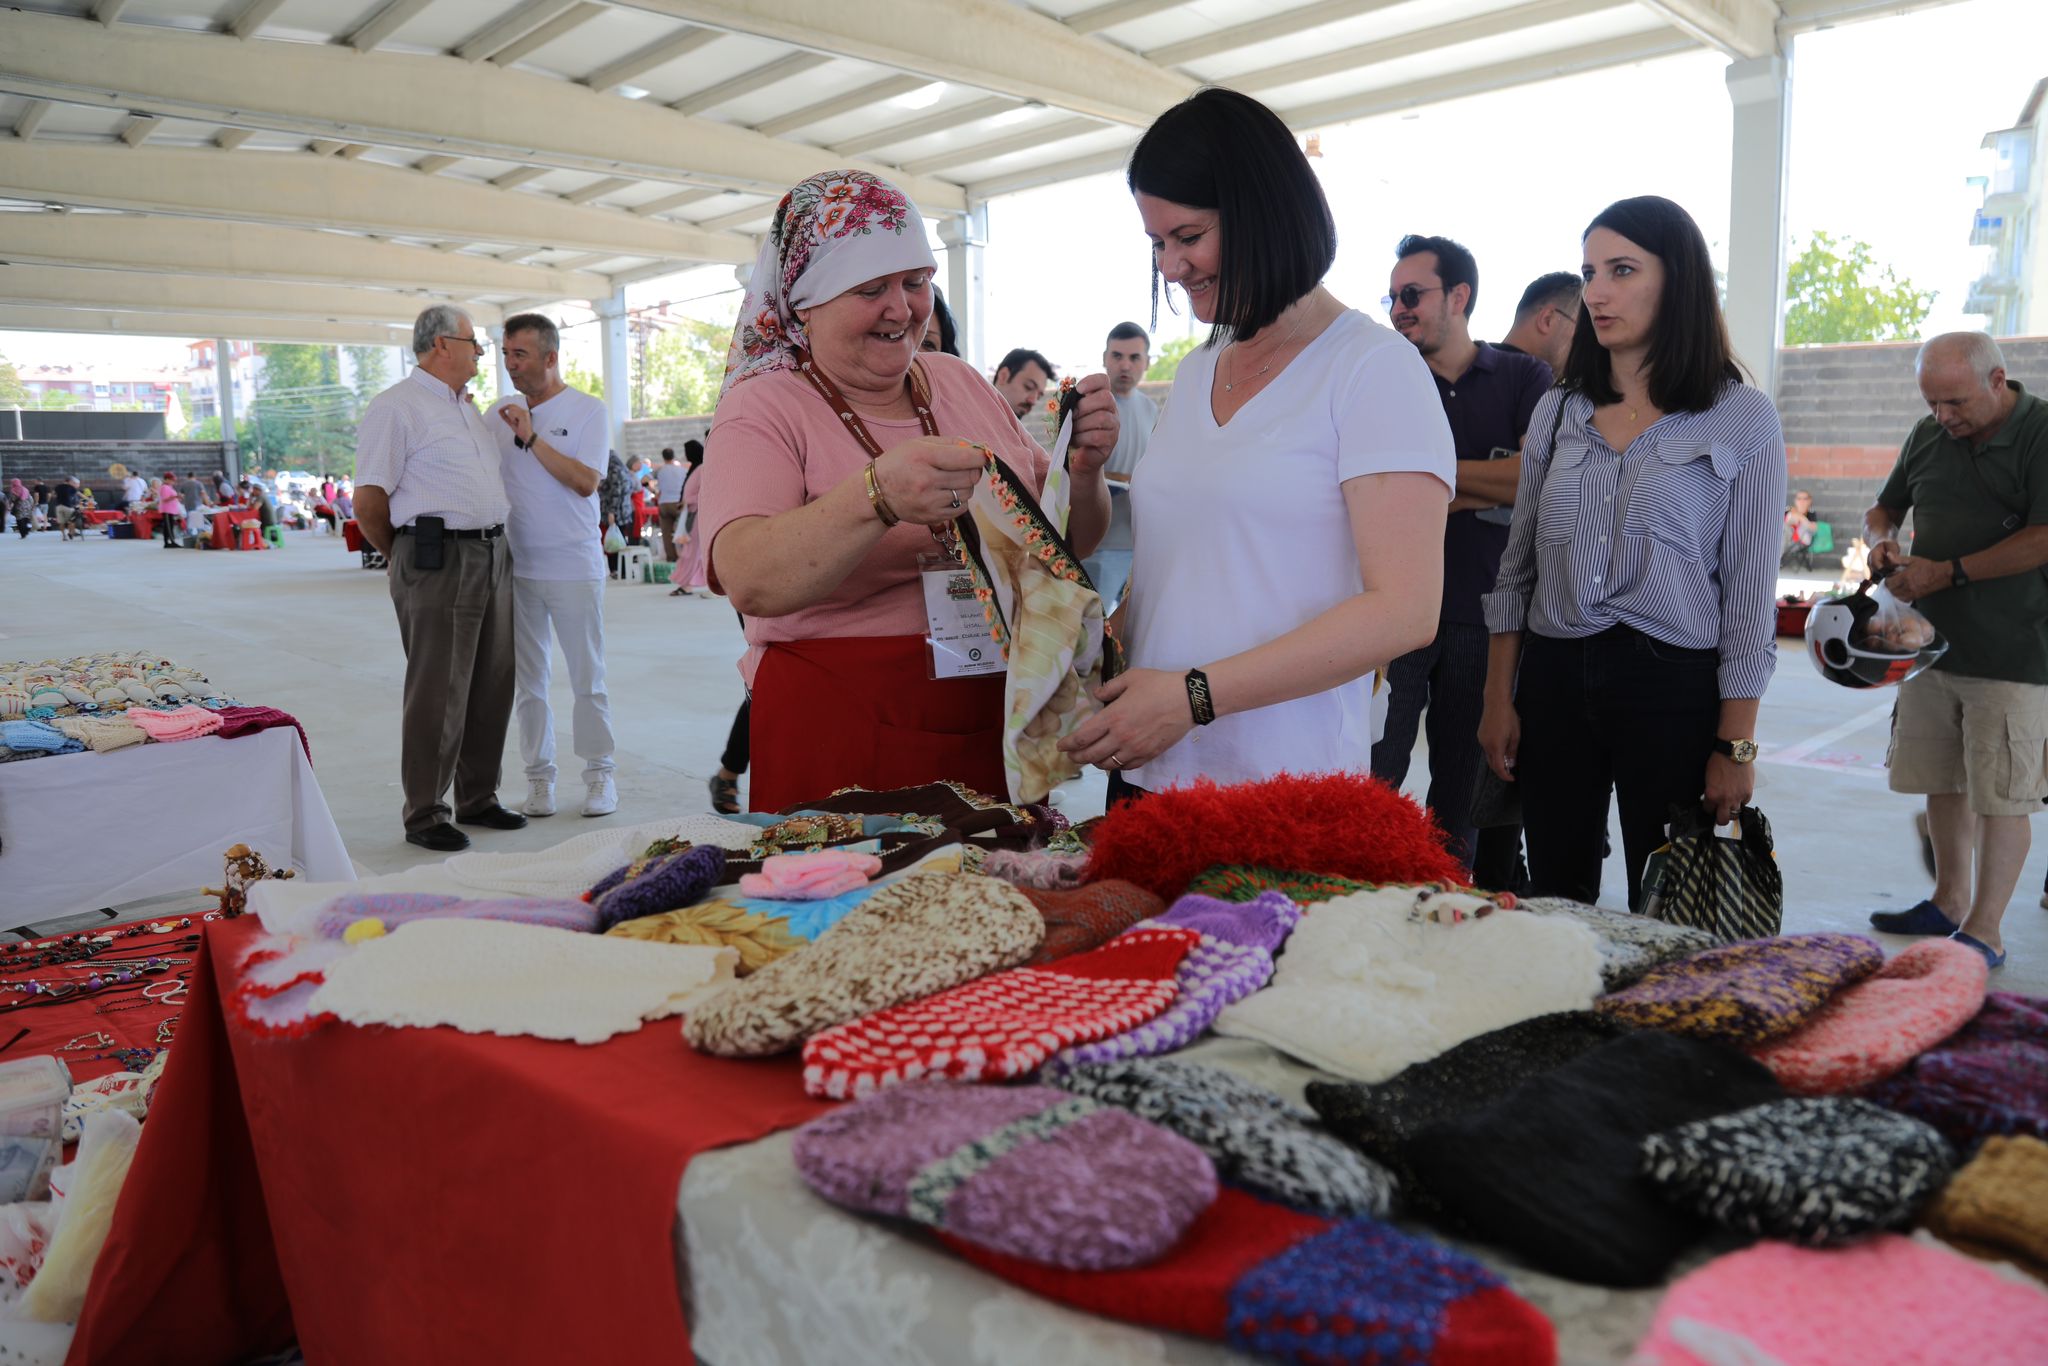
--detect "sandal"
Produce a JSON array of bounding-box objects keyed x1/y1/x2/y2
[
  {"x1": 708, "y1": 772, "x2": 740, "y2": 815},
  {"x1": 669, "y1": 585, "x2": 691, "y2": 597}
]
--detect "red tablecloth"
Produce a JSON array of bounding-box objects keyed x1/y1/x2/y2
[
  {"x1": 210, "y1": 507, "x2": 263, "y2": 550},
  {"x1": 70, "y1": 917, "x2": 831, "y2": 1366},
  {"x1": 82, "y1": 509, "x2": 124, "y2": 526},
  {"x1": 127, "y1": 511, "x2": 159, "y2": 539},
  {"x1": 342, "y1": 518, "x2": 363, "y2": 552}
]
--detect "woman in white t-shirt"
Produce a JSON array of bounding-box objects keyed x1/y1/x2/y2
[{"x1": 1059, "y1": 88, "x2": 1456, "y2": 799}]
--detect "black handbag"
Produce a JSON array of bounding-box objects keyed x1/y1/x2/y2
[{"x1": 1638, "y1": 803, "x2": 1783, "y2": 942}]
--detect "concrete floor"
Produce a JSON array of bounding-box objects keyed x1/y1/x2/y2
[{"x1": 4, "y1": 525, "x2": 2043, "y2": 992}]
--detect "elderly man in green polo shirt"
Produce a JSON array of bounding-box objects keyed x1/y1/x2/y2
[{"x1": 1864, "y1": 332, "x2": 2048, "y2": 969}]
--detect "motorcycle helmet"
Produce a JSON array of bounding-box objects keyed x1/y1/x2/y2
[{"x1": 1804, "y1": 584, "x2": 1947, "y2": 689}]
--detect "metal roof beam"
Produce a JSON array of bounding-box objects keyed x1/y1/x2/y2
[
  {"x1": 93, "y1": 0, "x2": 131, "y2": 26},
  {"x1": 1778, "y1": 0, "x2": 1959, "y2": 29},
  {"x1": 966, "y1": 144, "x2": 1132, "y2": 200},
  {"x1": 0, "y1": 213, "x2": 613, "y2": 299},
  {"x1": 1066, "y1": 0, "x2": 1193, "y2": 36},
  {"x1": 13, "y1": 99, "x2": 53, "y2": 141},
  {"x1": 1232, "y1": 0, "x2": 1633, "y2": 94},
  {"x1": 226, "y1": 0, "x2": 288, "y2": 41},
  {"x1": 829, "y1": 94, "x2": 1017, "y2": 157},
  {"x1": 412, "y1": 153, "x2": 463, "y2": 174},
  {"x1": 627, "y1": 0, "x2": 1194, "y2": 127},
  {"x1": 0, "y1": 264, "x2": 505, "y2": 326},
  {"x1": 580, "y1": 26, "x2": 719, "y2": 93},
  {"x1": 347, "y1": 0, "x2": 441, "y2": 53},
  {"x1": 753, "y1": 74, "x2": 931, "y2": 139},
  {"x1": 488, "y1": 3, "x2": 605, "y2": 65},
  {"x1": 0, "y1": 304, "x2": 411, "y2": 347},
  {"x1": 118, "y1": 114, "x2": 160, "y2": 147},
  {"x1": 561, "y1": 174, "x2": 638, "y2": 204},
  {"x1": 0, "y1": 142, "x2": 753, "y2": 265},
  {"x1": 453, "y1": 0, "x2": 579, "y2": 61},
  {"x1": 631, "y1": 186, "x2": 721, "y2": 216},
  {"x1": 1635, "y1": 0, "x2": 1780, "y2": 58},
  {"x1": 0, "y1": 11, "x2": 966, "y2": 208},
  {"x1": 669, "y1": 52, "x2": 831, "y2": 115},
  {"x1": 901, "y1": 117, "x2": 1102, "y2": 176},
  {"x1": 1144, "y1": 0, "x2": 1409, "y2": 68}
]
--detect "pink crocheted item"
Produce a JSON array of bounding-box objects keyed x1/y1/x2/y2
[
  {"x1": 126, "y1": 704, "x2": 223, "y2": 742},
  {"x1": 736, "y1": 851, "x2": 883, "y2": 901},
  {"x1": 1750, "y1": 938, "x2": 1989, "y2": 1095},
  {"x1": 1633, "y1": 1235, "x2": 2048, "y2": 1365}
]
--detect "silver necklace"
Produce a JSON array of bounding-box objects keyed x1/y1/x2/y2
[{"x1": 1221, "y1": 306, "x2": 1312, "y2": 393}]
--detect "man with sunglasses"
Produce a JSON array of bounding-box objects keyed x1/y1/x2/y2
[
  {"x1": 1370, "y1": 235, "x2": 1553, "y2": 891},
  {"x1": 355, "y1": 305, "x2": 525, "y2": 853}
]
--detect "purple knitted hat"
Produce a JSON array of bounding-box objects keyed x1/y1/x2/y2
[
  {"x1": 1596, "y1": 932, "x2": 1885, "y2": 1045},
  {"x1": 1154, "y1": 890, "x2": 1303, "y2": 952},
  {"x1": 792, "y1": 1082, "x2": 1217, "y2": 1270},
  {"x1": 314, "y1": 891, "x2": 600, "y2": 938},
  {"x1": 1860, "y1": 991, "x2": 2048, "y2": 1149},
  {"x1": 1049, "y1": 891, "x2": 1301, "y2": 1070},
  {"x1": 587, "y1": 842, "x2": 726, "y2": 931}
]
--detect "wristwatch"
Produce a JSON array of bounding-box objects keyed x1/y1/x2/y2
[
  {"x1": 1951, "y1": 558, "x2": 1970, "y2": 588},
  {"x1": 1713, "y1": 738, "x2": 1759, "y2": 764}
]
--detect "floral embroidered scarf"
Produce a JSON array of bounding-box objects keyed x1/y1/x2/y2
[{"x1": 720, "y1": 170, "x2": 937, "y2": 396}]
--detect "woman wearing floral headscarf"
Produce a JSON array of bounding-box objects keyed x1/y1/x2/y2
[
  {"x1": 7, "y1": 480, "x2": 34, "y2": 540},
  {"x1": 702, "y1": 170, "x2": 1119, "y2": 811}
]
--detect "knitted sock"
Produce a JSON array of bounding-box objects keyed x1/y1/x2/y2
[
  {"x1": 51, "y1": 715, "x2": 147, "y2": 753},
  {"x1": 313, "y1": 891, "x2": 602, "y2": 939},
  {"x1": 1860, "y1": 991, "x2": 2048, "y2": 1149},
  {"x1": 801, "y1": 925, "x2": 1198, "y2": 1098},
  {"x1": 1595, "y1": 932, "x2": 1886, "y2": 1045},
  {"x1": 1642, "y1": 1097, "x2": 1953, "y2": 1246},
  {"x1": 1407, "y1": 1031, "x2": 1785, "y2": 1287},
  {"x1": 1306, "y1": 1012, "x2": 1631, "y2": 1219},
  {"x1": 1920, "y1": 1135, "x2": 2048, "y2": 1283},
  {"x1": 1083, "y1": 773, "x2": 1470, "y2": 901},
  {"x1": 683, "y1": 872, "x2": 1043, "y2": 1058},
  {"x1": 1045, "y1": 891, "x2": 1301, "y2": 1070},
  {"x1": 1632, "y1": 1236, "x2": 2048, "y2": 1366},
  {"x1": 793, "y1": 1083, "x2": 1216, "y2": 1270},
  {"x1": 586, "y1": 842, "x2": 725, "y2": 931},
  {"x1": 943, "y1": 1186, "x2": 1555, "y2": 1366},
  {"x1": 1749, "y1": 938, "x2": 1988, "y2": 1095},
  {"x1": 125, "y1": 704, "x2": 223, "y2": 742},
  {"x1": 735, "y1": 850, "x2": 881, "y2": 901},
  {"x1": 0, "y1": 719, "x2": 81, "y2": 754},
  {"x1": 1017, "y1": 880, "x2": 1165, "y2": 965},
  {"x1": 1052, "y1": 1058, "x2": 1397, "y2": 1218}
]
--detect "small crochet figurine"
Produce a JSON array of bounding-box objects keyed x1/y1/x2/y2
[{"x1": 203, "y1": 842, "x2": 295, "y2": 918}]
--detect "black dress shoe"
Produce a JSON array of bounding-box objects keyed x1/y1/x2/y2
[
  {"x1": 456, "y1": 805, "x2": 528, "y2": 831},
  {"x1": 405, "y1": 822, "x2": 471, "y2": 852}
]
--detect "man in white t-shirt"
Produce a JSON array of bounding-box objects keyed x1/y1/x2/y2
[
  {"x1": 653, "y1": 447, "x2": 688, "y2": 563},
  {"x1": 1082, "y1": 322, "x2": 1159, "y2": 612},
  {"x1": 119, "y1": 470, "x2": 148, "y2": 511},
  {"x1": 493, "y1": 312, "x2": 618, "y2": 819}
]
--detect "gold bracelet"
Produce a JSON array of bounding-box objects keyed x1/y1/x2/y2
[{"x1": 864, "y1": 461, "x2": 901, "y2": 527}]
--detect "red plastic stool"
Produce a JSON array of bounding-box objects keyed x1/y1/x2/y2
[{"x1": 237, "y1": 521, "x2": 265, "y2": 551}]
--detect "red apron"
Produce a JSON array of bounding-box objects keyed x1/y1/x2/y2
[{"x1": 749, "y1": 635, "x2": 1007, "y2": 812}]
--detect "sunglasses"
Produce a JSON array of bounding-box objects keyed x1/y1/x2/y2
[{"x1": 1381, "y1": 285, "x2": 1443, "y2": 312}]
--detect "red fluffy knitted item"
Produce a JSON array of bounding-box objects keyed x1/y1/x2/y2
[{"x1": 1084, "y1": 772, "x2": 1469, "y2": 902}]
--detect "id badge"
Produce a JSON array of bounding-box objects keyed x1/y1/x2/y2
[{"x1": 920, "y1": 552, "x2": 1005, "y2": 680}]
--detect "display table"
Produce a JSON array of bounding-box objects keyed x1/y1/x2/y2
[
  {"x1": 209, "y1": 507, "x2": 262, "y2": 550},
  {"x1": 0, "y1": 728, "x2": 351, "y2": 921},
  {"x1": 82, "y1": 509, "x2": 124, "y2": 527},
  {"x1": 70, "y1": 917, "x2": 831, "y2": 1366},
  {"x1": 127, "y1": 510, "x2": 159, "y2": 540}
]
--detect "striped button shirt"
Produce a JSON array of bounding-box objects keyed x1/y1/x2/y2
[
  {"x1": 355, "y1": 366, "x2": 510, "y2": 531},
  {"x1": 1483, "y1": 382, "x2": 1789, "y2": 699}
]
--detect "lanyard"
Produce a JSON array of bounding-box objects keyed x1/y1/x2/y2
[{"x1": 794, "y1": 351, "x2": 962, "y2": 558}]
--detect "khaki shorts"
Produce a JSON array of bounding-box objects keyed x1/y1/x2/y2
[{"x1": 1888, "y1": 669, "x2": 2048, "y2": 817}]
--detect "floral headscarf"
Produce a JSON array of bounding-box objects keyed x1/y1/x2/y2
[{"x1": 720, "y1": 170, "x2": 936, "y2": 397}]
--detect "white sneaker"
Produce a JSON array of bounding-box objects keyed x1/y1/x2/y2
[
  {"x1": 582, "y1": 775, "x2": 618, "y2": 817},
  {"x1": 522, "y1": 779, "x2": 556, "y2": 817}
]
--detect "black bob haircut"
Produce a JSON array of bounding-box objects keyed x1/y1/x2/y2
[
  {"x1": 995, "y1": 347, "x2": 1056, "y2": 382},
  {"x1": 1563, "y1": 195, "x2": 1743, "y2": 415},
  {"x1": 1127, "y1": 87, "x2": 1335, "y2": 345},
  {"x1": 1106, "y1": 321, "x2": 1150, "y2": 348},
  {"x1": 1395, "y1": 235, "x2": 1478, "y2": 318},
  {"x1": 1515, "y1": 271, "x2": 1583, "y2": 321},
  {"x1": 929, "y1": 285, "x2": 960, "y2": 358}
]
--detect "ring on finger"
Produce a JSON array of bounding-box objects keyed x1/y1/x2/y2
[
  {"x1": 948, "y1": 489, "x2": 961, "y2": 509},
  {"x1": 1107, "y1": 753, "x2": 1122, "y2": 769}
]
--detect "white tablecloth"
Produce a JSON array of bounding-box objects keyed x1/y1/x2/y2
[{"x1": 0, "y1": 727, "x2": 353, "y2": 919}]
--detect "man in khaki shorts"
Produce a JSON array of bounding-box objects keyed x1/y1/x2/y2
[{"x1": 1866, "y1": 332, "x2": 2048, "y2": 969}]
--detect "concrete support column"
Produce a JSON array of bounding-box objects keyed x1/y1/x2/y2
[
  {"x1": 595, "y1": 289, "x2": 629, "y2": 459},
  {"x1": 1724, "y1": 53, "x2": 1791, "y2": 399},
  {"x1": 215, "y1": 337, "x2": 240, "y2": 482},
  {"x1": 489, "y1": 323, "x2": 512, "y2": 402},
  {"x1": 940, "y1": 205, "x2": 988, "y2": 372}
]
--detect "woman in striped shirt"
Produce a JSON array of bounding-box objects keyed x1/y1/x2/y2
[{"x1": 1479, "y1": 195, "x2": 1788, "y2": 909}]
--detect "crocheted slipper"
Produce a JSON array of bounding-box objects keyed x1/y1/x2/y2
[
  {"x1": 1951, "y1": 932, "x2": 2007, "y2": 970},
  {"x1": 1869, "y1": 899, "x2": 1960, "y2": 936}
]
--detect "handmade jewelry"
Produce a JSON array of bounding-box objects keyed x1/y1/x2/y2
[
  {"x1": 60, "y1": 1031, "x2": 114, "y2": 1052},
  {"x1": 1219, "y1": 306, "x2": 1311, "y2": 394}
]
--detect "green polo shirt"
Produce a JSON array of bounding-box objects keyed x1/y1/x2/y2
[{"x1": 1877, "y1": 382, "x2": 2048, "y2": 684}]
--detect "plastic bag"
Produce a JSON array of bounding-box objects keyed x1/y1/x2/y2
[
  {"x1": 601, "y1": 524, "x2": 626, "y2": 554},
  {"x1": 1857, "y1": 583, "x2": 1938, "y2": 653},
  {"x1": 1639, "y1": 804, "x2": 1783, "y2": 942}
]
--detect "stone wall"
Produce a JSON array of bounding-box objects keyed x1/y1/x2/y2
[
  {"x1": 619, "y1": 415, "x2": 712, "y2": 463},
  {"x1": 0, "y1": 441, "x2": 231, "y2": 500}
]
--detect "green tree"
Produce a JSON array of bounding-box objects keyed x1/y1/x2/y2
[
  {"x1": 562, "y1": 359, "x2": 604, "y2": 402},
  {"x1": 0, "y1": 352, "x2": 25, "y2": 407},
  {"x1": 1145, "y1": 335, "x2": 1202, "y2": 381},
  {"x1": 641, "y1": 318, "x2": 730, "y2": 416},
  {"x1": 36, "y1": 390, "x2": 81, "y2": 409},
  {"x1": 250, "y1": 343, "x2": 359, "y2": 475},
  {"x1": 343, "y1": 346, "x2": 391, "y2": 406},
  {"x1": 1783, "y1": 232, "x2": 1936, "y2": 346}
]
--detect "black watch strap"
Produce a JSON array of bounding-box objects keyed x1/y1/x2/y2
[
  {"x1": 1185, "y1": 669, "x2": 1216, "y2": 726},
  {"x1": 1951, "y1": 558, "x2": 1970, "y2": 587}
]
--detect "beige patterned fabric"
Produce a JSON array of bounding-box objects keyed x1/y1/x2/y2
[{"x1": 683, "y1": 872, "x2": 1043, "y2": 1058}]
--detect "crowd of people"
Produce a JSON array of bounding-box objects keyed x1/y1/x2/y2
[{"x1": 345, "y1": 85, "x2": 2045, "y2": 966}]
